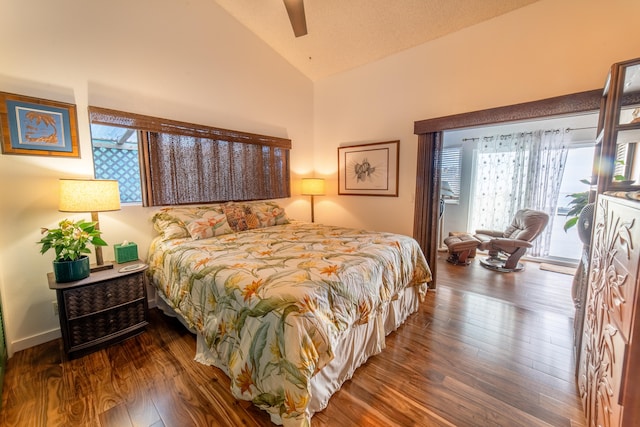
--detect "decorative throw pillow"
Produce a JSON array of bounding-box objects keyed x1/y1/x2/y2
[
  {"x1": 185, "y1": 211, "x2": 233, "y2": 240},
  {"x1": 223, "y1": 204, "x2": 261, "y2": 232}
]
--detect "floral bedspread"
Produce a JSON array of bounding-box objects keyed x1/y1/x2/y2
[{"x1": 147, "y1": 222, "x2": 431, "y2": 425}]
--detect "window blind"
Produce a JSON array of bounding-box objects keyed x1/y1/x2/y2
[
  {"x1": 89, "y1": 106, "x2": 291, "y2": 206},
  {"x1": 441, "y1": 146, "x2": 461, "y2": 203}
]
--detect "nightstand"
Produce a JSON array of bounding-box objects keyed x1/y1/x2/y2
[{"x1": 48, "y1": 260, "x2": 149, "y2": 359}]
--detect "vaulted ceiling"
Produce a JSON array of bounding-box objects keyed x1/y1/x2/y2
[{"x1": 214, "y1": 0, "x2": 541, "y2": 81}]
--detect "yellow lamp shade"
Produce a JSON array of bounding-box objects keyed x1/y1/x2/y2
[
  {"x1": 301, "y1": 178, "x2": 325, "y2": 196},
  {"x1": 59, "y1": 179, "x2": 121, "y2": 212}
]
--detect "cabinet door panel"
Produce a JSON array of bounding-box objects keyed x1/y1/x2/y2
[
  {"x1": 579, "y1": 196, "x2": 639, "y2": 427},
  {"x1": 64, "y1": 274, "x2": 145, "y2": 318},
  {"x1": 67, "y1": 301, "x2": 147, "y2": 347},
  {"x1": 605, "y1": 201, "x2": 640, "y2": 341}
]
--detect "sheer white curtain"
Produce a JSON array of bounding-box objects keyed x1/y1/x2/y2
[{"x1": 470, "y1": 129, "x2": 568, "y2": 257}]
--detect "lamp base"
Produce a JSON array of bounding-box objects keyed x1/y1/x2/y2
[
  {"x1": 90, "y1": 262, "x2": 114, "y2": 272},
  {"x1": 91, "y1": 242, "x2": 113, "y2": 272}
]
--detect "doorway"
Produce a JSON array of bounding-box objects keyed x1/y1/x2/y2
[
  {"x1": 413, "y1": 89, "x2": 602, "y2": 287},
  {"x1": 441, "y1": 113, "x2": 598, "y2": 265}
]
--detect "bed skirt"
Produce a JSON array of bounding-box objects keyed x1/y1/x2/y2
[{"x1": 158, "y1": 284, "x2": 424, "y2": 423}]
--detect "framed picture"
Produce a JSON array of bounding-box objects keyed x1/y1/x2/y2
[
  {"x1": 0, "y1": 92, "x2": 80, "y2": 157},
  {"x1": 338, "y1": 140, "x2": 399, "y2": 196}
]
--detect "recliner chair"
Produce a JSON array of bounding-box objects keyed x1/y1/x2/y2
[{"x1": 474, "y1": 209, "x2": 549, "y2": 272}]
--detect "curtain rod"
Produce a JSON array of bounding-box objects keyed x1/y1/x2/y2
[
  {"x1": 461, "y1": 126, "x2": 597, "y2": 142},
  {"x1": 566, "y1": 126, "x2": 597, "y2": 131}
]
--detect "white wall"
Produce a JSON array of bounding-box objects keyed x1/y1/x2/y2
[
  {"x1": 0, "y1": 0, "x2": 314, "y2": 356},
  {"x1": 313, "y1": 0, "x2": 640, "y2": 236}
]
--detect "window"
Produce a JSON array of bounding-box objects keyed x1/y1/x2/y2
[
  {"x1": 441, "y1": 146, "x2": 461, "y2": 203},
  {"x1": 89, "y1": 107, "x2": 291, "y2": 206},
  {"x1": 549, "y1": 144, "x2": 595, "y2": 259},
  {"x1": 91, "y1": 124, "x2": 142, "y2": 203}
]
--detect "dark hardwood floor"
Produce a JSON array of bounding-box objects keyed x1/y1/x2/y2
[{"x1": 0, "y1": 254, "x2": 586, "y2": 426}]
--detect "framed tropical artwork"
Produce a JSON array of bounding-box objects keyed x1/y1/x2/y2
[
  {"x1": 338, "y1": 140, "x2": 399, "y2": 196},
  {"x1": 0, "y1": 92, "x2": 80, "y2": 157}
]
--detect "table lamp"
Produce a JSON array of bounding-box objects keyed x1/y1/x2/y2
[
  {"x1": 58, "y1": 179, "x2": 121, "y2": 271},
  {"x1": 301, "y1": 178, "x2": 325, "y2": 223}
]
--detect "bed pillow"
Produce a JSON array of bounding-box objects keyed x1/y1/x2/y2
[
  {"x1": 151, "y1": 211, "x2": 189, "y2": 240},
  {"x1": 185, "y1": 211, "x2": 234, "y2": 240},
  {"x1": 247, "y1": 201, "x2": 290, "y2": 226},
  {"x1": 151, "y1": 204, "x2": 225, "y2": 240}
]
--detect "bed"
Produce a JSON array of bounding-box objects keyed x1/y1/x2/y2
[{"x1": 147, "y1": 201, "x2": 431, "y2": 426}]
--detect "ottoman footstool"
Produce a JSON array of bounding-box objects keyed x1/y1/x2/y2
[{"x1": 444, "y1": 233, "x2": 480, "y2": 266}]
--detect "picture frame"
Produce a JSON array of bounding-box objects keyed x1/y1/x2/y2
[
  {"x1": 0, "y1": 92, "x2": 80, "y2": 157},
  {"x1": 338, "y1": 140, "x2": 399, "y2": 196}
]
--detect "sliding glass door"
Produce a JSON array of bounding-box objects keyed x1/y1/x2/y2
[
  {"x1": 547, "y1": 144, "x2": 595, "y2": 261},
  {"x1": 441, "y1": 115, "x2": 598, "y2": 265}
]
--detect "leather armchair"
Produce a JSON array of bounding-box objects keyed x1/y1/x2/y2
[{"x1": 474, "y1": 209, "x2": 549, "y2": 272}]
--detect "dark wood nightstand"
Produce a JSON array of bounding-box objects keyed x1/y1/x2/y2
[{"x1": 48, "y1": 260, "x2": 149, "y2": 359}]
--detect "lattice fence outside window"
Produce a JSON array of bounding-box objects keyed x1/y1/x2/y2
[{"x1": 93, "y1": 146, "x2": 141, "y2": 203}]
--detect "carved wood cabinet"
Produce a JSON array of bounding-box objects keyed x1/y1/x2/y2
[{"x1": 577, "y1": 195, "x2": 640, "y2": 426}]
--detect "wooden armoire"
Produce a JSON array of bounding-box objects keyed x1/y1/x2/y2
[{"x1": 577, "y1": 57, "x2": 640, "y2": 426}]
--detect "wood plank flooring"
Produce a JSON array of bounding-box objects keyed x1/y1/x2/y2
[{"x1": 0, "y1": 254, "x2": 586, "y2": 426}]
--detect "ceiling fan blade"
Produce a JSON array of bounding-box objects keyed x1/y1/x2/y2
[{"x1": 283, "y1": 0, "x2": 307, "y2": 37}]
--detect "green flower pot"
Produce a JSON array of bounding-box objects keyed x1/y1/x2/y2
[{"x1": 53, "y1": 256, "x2": 90, "y2": 283}]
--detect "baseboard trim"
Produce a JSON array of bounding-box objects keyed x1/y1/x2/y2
[{"x1": 9, "y1": 328, "x2": 61, "y2": 358}]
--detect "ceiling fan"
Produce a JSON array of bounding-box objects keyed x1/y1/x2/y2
[{"x1": 283, "y1": 0, "x2": 308, "y2": 37}]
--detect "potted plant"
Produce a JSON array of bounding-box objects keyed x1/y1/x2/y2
[
  {"x1": 38, "y1": 219, "x2": 107, "y2": 282},
  {"x1": 564, "y1": 163, "x2": 626, "y2": 232},
  {"x1": 563, "y1": 179, "x2": 591, "y2": 232}
]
